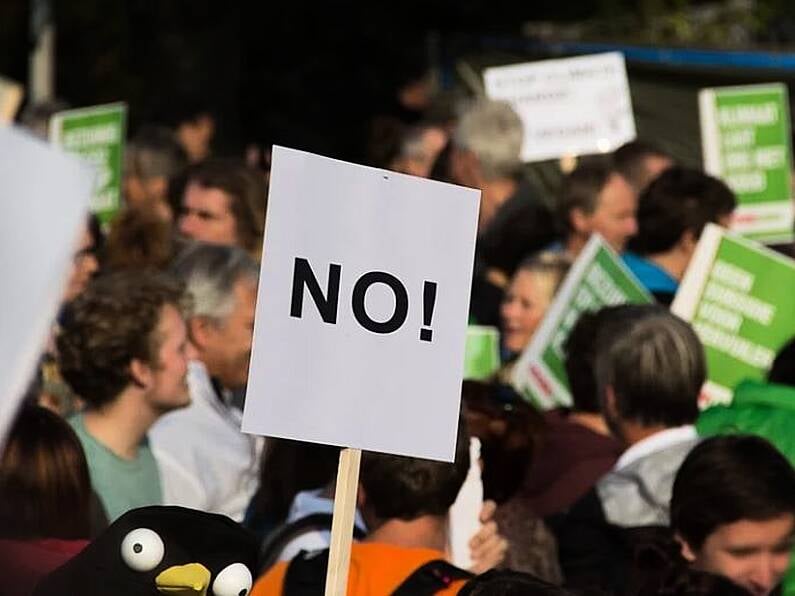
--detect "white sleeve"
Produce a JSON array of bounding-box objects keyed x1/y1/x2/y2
[{"x1": 152, "y1": 447, "x2": 209, "y2": 511}]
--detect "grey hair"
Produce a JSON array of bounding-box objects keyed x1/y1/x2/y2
[
  {"x1": 126, "y1": 125, "x2": 187, "y2": 181},
  {"x1": 595, "y1": 305, "x2": 703, "y2": 428},
  {"x1": 170, "y1": 242, "x2": 258, "y2": 321},
  {"x1": 400, "y1": 124, "x2": 434, "y2": 161},
  {"x1": 453, "y1": 99, "x2": 524, "y2": 180}
]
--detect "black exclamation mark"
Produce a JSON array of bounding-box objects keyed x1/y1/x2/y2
[{"x1": 419, "y1": 281, "x2": 437, "y2": 342}]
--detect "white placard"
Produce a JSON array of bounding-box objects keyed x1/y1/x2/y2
[
  {"x1": 242, "y1": 146, "x2": 480, "y2": 462},
  {"x1": 0, "y1": 127, "x2": 94, "y2": 448},
  {"x1": 484, "y1": 52, "x2": 636, "y2": 162}
]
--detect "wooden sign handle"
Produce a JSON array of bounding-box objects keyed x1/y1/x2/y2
[{"x1": 324, "y1": 447, "x2": 362, "y2": 596}]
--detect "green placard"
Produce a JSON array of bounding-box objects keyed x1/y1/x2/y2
[
  {"x1": 511, "y1": 236, "x2": 652, "y2": 410},
  {"x1": 672, "y1": 224, "x2": 795, "y2": 406},
  {"x1": 50, "y1": 103, "x2": 126, "y2": 225},
  {"x1": 463, "y1": 326, "x2": 501, "y2": 380},
  {"x1": 700, "y1": 84, "x2": 793, "y2": 244}
]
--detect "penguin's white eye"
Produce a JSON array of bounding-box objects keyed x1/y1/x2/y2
[
  {"x1": 121, "y1": 528, "x2": 165, "y2": 572},
  {"x1": 212, "y1": 563, "x2": 252, "y2": 596}
]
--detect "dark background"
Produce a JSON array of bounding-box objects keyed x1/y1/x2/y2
[
  {"x1": 0, "y1": 1, "x2": 658, "y2": 161},
  {"x1": 3, "y1": 1, "x2": 795, "y2": 164}
]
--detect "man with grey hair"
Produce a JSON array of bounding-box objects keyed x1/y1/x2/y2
[
  {"x1": 451, "y1": 99, "x2": 526, "y2": 231},
  {"x1": 149, "y1": 242, "x2": 261, "y2": 521},
  {"x1": 553, "y1": 304, "x2": 705, "y2": 593},
  {"x1": 451, "y1": 99, "x2": 557, "y2": 326}
]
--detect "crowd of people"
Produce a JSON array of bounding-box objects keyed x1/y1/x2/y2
[{"x1": 1, "y1": 78, "x2": 794, "y2": 596}]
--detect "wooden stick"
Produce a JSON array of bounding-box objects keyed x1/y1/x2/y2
[{"x1": 324, "y1": 447, "x2": 362, "y2": 596}]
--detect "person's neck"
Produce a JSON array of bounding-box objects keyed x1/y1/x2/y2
[
  {"x1": 565, "y1": 234, "x2": 587, "y2": 259},
  {"x1": 621, "y1": 422, "x2": 672, "y2": 448},
  {"x1": 365, "y1": 514, "x2": 448, "y2": 554},
  {"x1": 648, "y1": 251, "x2": 687, "y2": 281},
  {"x1": 82, "y1": 389, "x2": 158, "y2": 461},
  {"x1": 195, "y1": 354, "x2": 232, "y2": 395},
  {"x1": 479, "y1": 177, "x2": 518, "y2": 232},
  {"x1": 569, "y1": 411, "x2": 611, "y2": 436}
]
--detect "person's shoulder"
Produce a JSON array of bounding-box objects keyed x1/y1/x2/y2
[{"x1": 66, "y1": 412, "x2": 85, "y2": 434}]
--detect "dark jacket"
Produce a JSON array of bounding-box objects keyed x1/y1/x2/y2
[
  {"x1": 522, "y1": 409, "x2": 622, "y2": 517},
  {"x1": 551, "y1": 431, "x2": 700, "y2": 594}
]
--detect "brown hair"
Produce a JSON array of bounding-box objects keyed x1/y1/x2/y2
[
  {"x1": 185, "y1": 159, "x2": 267, "y2": 257},
  {"x1": 57, "y1": 270, "x2": 188, "y2": 408},
  {"x1": 0, "y1": 405, "x2": 92, "y2": 539},
  {"x1": 558, "y1": 158, "x2": 616, "y2": 234},
  {"x1": 104, "y1": 208, "x2": 178, "y2": 272}
]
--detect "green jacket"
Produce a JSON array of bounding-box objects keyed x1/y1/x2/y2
[
  {"x1": 697, "y1": 379, "x2": 795, "y2": 596},
  {"x1": 698, "y1": 379, "x2": 795, "y2": 465}
]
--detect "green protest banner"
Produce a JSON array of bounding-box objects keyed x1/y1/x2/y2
[
  {"x1": 510, "y1": 235, "x2": 652, "y2": 410},
  {"x1": 50, "y1": 103, "x2": 126, "y2": 225},
  {"x1": 463, "y1": 326, "x2": 501, "y2": 381},
  {"x1": 700, "y1": 84, "x2": 793, "y2": 244},
  {"x1": 671, "y1": 223, "x2": 795, "y2": 407}
]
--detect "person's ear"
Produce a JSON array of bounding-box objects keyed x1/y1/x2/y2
[
  {"x1": 604, "y1": 385, "x2": 618, "y2": 417},
  {"x1": 145, "y1": 177, "x2": 169, "y2": 202},
  {"x1": 188, "y1": 316, "x2": 214, "y2": 351},
  {"x1": 676, "y1": 533, "x2": 698, "y2": 563},
  {"x1": 677, "y1": 229, "x2": 698, "y2": 256},
  {"x1": 356, "y1": 483, "x2": 367, "y2": 510},
  {"x1": 129, "y1": 358, "x2": 153, "y2": 390},
  {"x1": 570, "y1": 207, "x2": 591, "y2": 236},
  {"x1": 451, "y1": 149, "x2": 481, "y2": 187}
]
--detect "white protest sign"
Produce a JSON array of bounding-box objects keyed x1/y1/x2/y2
[
  {"x1": 0, "y1": 127, "x2": 93, "y2": 448},
  {"x1": 242, "y1": 146, "x2": 480, "y2": 462},
  {"x1": 484, "y1": 52, "x2": 636, "y2": 162}
]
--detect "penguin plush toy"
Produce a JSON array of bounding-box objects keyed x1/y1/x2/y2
[{"x1": 34, "y1": 506, "x2": 258, "y2": 596}]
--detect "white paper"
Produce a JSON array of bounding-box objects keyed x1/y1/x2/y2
[
  {"x1": 484, "y1": 52, "x2": 636, "y2": 162},
  {"x1": 0, "y1": 127, "x2": 94, "y2": 448},
  {"x1": 449, "y1": 437, "x2": 483, "y2": 569},
  {"x1": 242, "y1": 146, "x2": 480, "y2": 462}
]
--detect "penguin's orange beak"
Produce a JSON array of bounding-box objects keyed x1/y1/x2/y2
[{"x1": 155, "y1": 562, "x2": 211, "y2": 595}]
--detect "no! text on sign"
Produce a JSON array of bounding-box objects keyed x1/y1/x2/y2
[{"x1": 241, "y1": 146, "x2": 480, "y2": 462}]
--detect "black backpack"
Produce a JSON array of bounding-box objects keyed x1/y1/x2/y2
[
  {"x1": 282, "y1": 548, "x2": 473, "y2": 595},
  {"x1": 259, "y1": 513, "x2": 367, "y2": 573}
]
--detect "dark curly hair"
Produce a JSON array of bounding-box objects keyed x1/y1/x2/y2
[
  {"x1": 57, "y1": 271, "x2": 187, "y2": 408},
  {"x1": 628, "y1": 167, "x2": 736, "y2": 256}
]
